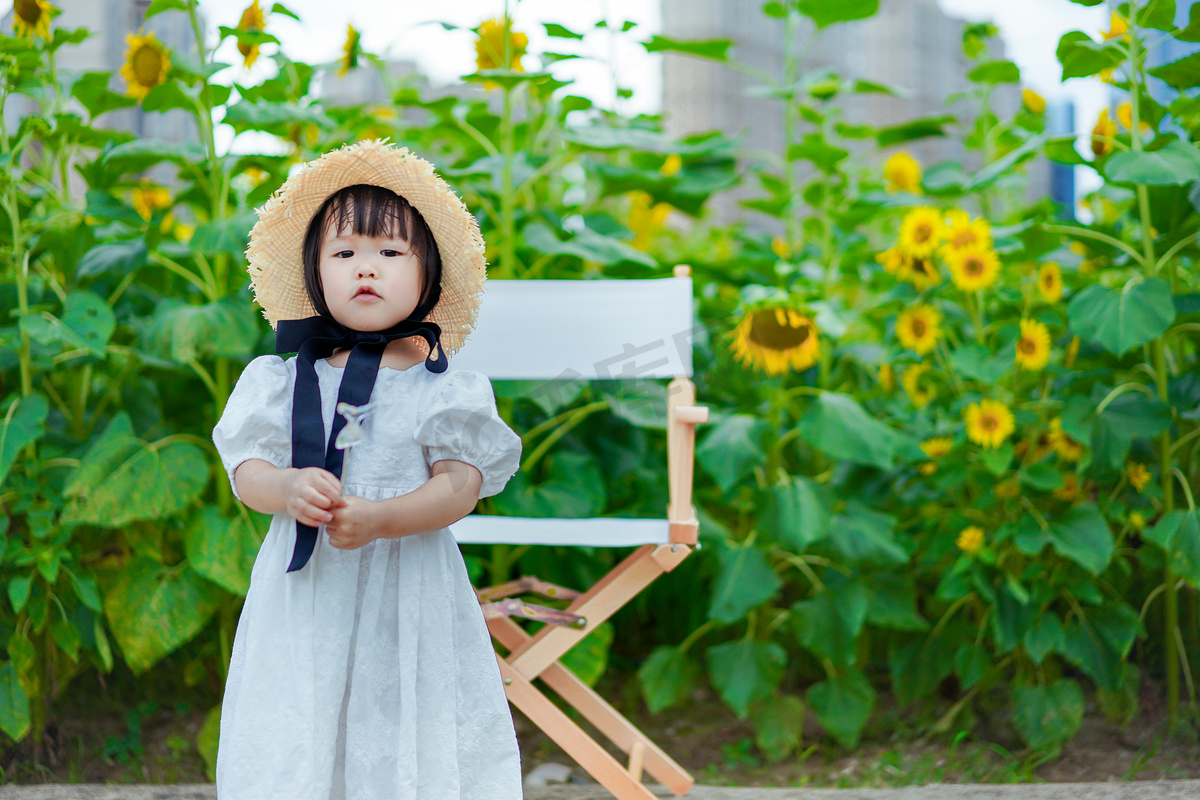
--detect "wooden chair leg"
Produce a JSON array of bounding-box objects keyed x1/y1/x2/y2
[
  {"x1": 498, "y1": 658, "x2": 659, "y2": 800},
  {"x1": 490, "y1": 616, "x2": 694, "y2": 796}
]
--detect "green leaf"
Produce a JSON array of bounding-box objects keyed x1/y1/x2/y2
[
  {"x1": 190, "y1": 211, "x2": 257, "y2": 259},
  {"x1": 890, "y1": 630, "x2": 957, "y2": 705},
  {"x1": 7, "y1": 633, "x2": 35, "y2": 676},
  {"x1": 750, "y1": 694, "x2": 805, "y2": 762},
  {"x1": 1024, "y1": 612, "x2": 1065, "y2": 664},
  {"x1": 1148, "y1": 51, "x2": 1200, "y2": 91},
  {"x1": 1047, "y1": 504, "x2": 1114, "y2": 575},
  {"x1": 786, "y1": 134, "x2": 849, "y2": 172},
  {"x1": 1067, "y1": 278, "x2": 1176, "y2": 357},
  {"x1": 707, "y1": 639, "x2": 786, "y2": 718},
  {"x1": 8, "y1": 575, "x2": 32, "y2": 614},
  {"x1": 963, "y1": 133, "x2": 1048, "y2": 191},
  {"x1": 1105, "y1": 141, "x2": 1200, "y2": 186},
  {"x1": 797, "y1": 391, "x2": 917, "y2": 471},
  {"x1": 642, "y1": 35, "x2": 731, "y2": 60},
  {"x1": 198, "y1": 704, "x2": 221, "y2": 781},
  {"x1": 65, "y1": 567, "x2": 103, "y2": 613},
  {"x1": 270, "y1": 3, "x2": 301, "y2": 21},
  {"x1": 185, "y1": 507, "x2": 263, "y2": 596},
  {"x1": 955, "y1": 643, "x2": 991, "y2": 689},
  {"x1": 1056, "y1": 31, "x2": 1124, "y2": 80},
  {"x1": 102, "y1": 139, "x2": 207, "y2": 172},
  {"x1": 1179, "y1": 2, "x2": 1200, "y2": 41},
  {"x1": 559, "y1": 622, "x2": 612, "y2": 687},
  {"x1": 104, "y1": 558, "x2": 223, "y2": 674},
  {"x1": 696, "y1": 415, "x2": 768, "y2": 492},
  {"x1": 0, "y1": 394, "x2": 48, "y2": 486},
  {"x1": 63, "y1": 436, "x2": 209, "y2": 527},
  {"x1": 950, "y1": 344, "x2": 1011, "y2": 383},
  {"x1": 544, "y1": 22, "x2": 584, "y2": 39},
  {"x1": 637, "y1": 646, "x2": 701, "y2": 713},
  {"x1": 864, "y1": 573, "x2": 928, "y2": 631},
  {"x1": 75, "y1": 238, "x2": 148, "y2": 279},
  {"x1": 708, "y1": 543, "x2": 781, "y2": 624},
  {"x1": 1060, "y1": 602, "x2": 1141, "y2": 691},
  {"x1": 145, "y1": 0, "x2": 189, "y2": 18},
  {"x1": 1012, "y1": 679, "x2": 1083, "y2": 750},
  {"x1": 144, "y1": 298, "x2": 259, "y2": 363},
  {"x1": 829, "y1": 501, "x2": 908, "y2": 566},
  {"x1": 523, "y1": 223, "x2": 656, "y2": 268},
  {"x1": 875, "y1": 115, "x2": 956, "y2": 147},
  {"x1": 1045, "y1": 135, "x2": 1089, "y2": 165},
  {"x1": 795, "y1": 0, "x2": 880, "y2": 28},
  {"x1": 1139, "y1": 0, "x2": 1179, "y2": 31},
  {"x1": 968, "y1": 60, "x2": 1020, "y2": 84},
  {"x1": 1144, "y1": 510, "x2": 1200, "y2": 588},
  {"x1": 807, "y1": 669, "x2": 874, "y2": 748},
  {"x1": 20, "y1": 290, "x2": 115, "y2": 358},
  {"x1": 761, "y1": 475, "x2": 833, "y2": 549},
  {"x1": 70, "y1": 71, "x2": 137, "y2": 118},
  {"x1": 0, "y1": 663, "x2": 30, "y2": 741},
  {"x1": 791, "y1": 581, "x2": 869, "y2": 667}
]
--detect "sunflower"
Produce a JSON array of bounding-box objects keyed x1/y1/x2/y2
[
  {"x1": 942, "y1": 210, "x2": 991, "y2": 252},
  {"x1": 1064, "y1": 335, "x2": 1080, "y2": 368},
  {"x1": 1037, "y1": 261, "x2": 1063, "y2": 303},
  {"x1": 956, "y1": 525, "x2": 984, "y2": 555},
  {"x1": 1127, "y1": 462, "x2": 1151, "y2": 493},
  {"x1": 1047, "y1": 417, "x2": 1083, "y2": 463},
  {"x1": 730, "y1": 305, "x2": 820, "y2": 375},
  {"x1": 131, "y1": 181, "x2": 171, "y2": 222},
  {"x1": 883, "y1": 151, "x2": 922, "y2": 193},
  {"x1": 896, "y1": 304, "x2": 942, "y2": 355},
  {"x1": 1102, "y1": 11, "x2": 1128, "y2": 41},
  {"x1": 660, "y1": 153, "x2": 682, "y2": 176},
  {"x1": 964, "y1": 399, "x2": 1015, "y2": 449},
  {"x1": 1092, "y1": 108, "x2": 1117, "y2": 157},
  {"x1": 627, "y1": 191, "x2": 671, "y2": 251},
  {"x1": 878, "y1": 363, "x2": 895, "y2": 392},
  {"x1": 1053, "y1": 471, "x2": 1081, "y2": 501},
  {"x1": 475, "y1": 17, "x2": 528, "y2": 72},
  {"x1": 121, "y1": 31, "x2": 171, "y2": 100},
  {"x1": 236, "y1": 0, "x2": 265, "y2": 69},
  {"x1": 1115, "y1": 101, "x2": 1151, "y2": 133},
  {"x1": 901, "y1": 362, "x2": 934, "y2": 407},
  {"x1": 771, "y1": 236, "x2": 790, "y2": 260},
  {"x1": 898, "y1": 206, "x2": 943, "y2": 258},
  {"x1": 338, "y1": 25, "x2": 362, "y2": 76},
  {"x1": 1021, "y1": 88, "x2": 1046, "y2": 115},
  {"x1": 918, "y1": 436, "x2": 954, "y2": 475},
  {"x1": 12, "y1": 0, "x2": 55, "y2": 39},
  {"x1": 1014, "y1": 319, "x2": 1051, "y2": 371},
  {"x1": 1129, "y1": 511, "x2": 1146, "y2": 531},
  {"x1": 944, "y1": 244, "x2": 1001, "y2": 292}
]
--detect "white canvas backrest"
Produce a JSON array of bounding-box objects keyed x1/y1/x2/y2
[{"x1": 450, "y1": 276, "x2": 695, "y2": 381}]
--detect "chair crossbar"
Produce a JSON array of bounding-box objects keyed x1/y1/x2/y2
[{"x1": 450, "y1": 515, "x2": 671, "y2": 547}]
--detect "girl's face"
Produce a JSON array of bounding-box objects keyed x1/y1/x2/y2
[{"x1": 318, "y1": 217, "x2": 423, "y2": 332}]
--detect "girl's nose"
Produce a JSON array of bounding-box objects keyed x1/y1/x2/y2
[{"x1": 356, "y1": 261, "x2": 378, "y2": 279}]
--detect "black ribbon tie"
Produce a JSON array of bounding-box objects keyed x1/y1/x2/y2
[{"x1": 276, "y1": 315, "x2": 447, "y2": 572}]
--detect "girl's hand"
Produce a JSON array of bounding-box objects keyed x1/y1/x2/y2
[
  {"x1": 326, "y1": 495, "x2": 379, "y2": 550},
  {"x1": 283, "y1": 467, "x2": 345, "y2": 527}
]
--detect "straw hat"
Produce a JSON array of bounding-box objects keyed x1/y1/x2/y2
[{"x1": 245, "y1": 139, "x2": 486, "y2": 356}]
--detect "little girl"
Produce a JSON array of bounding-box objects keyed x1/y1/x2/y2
[{"x1": 212, "y1": 140, "x2": 523, "y2": 799}]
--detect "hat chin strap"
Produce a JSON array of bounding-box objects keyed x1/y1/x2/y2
[{"x1": 274, "y1": 313, "x2": 447, "y2": 573}]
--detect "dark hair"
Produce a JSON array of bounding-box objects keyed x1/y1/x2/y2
[{"x1": 301, "y1": 183, "x2": 442, "y2": 322}]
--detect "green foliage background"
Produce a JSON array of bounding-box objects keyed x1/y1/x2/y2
[{"x1": 1, "y1": 0, "x2": 1199, "y2": 775}]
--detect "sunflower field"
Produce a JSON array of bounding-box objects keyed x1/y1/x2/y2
[{"x1": 1, "y1": 0, "x2": 1199, "y2": 781}]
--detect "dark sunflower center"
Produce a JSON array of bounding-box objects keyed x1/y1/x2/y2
[
  {"x1": 15, "y1": 0, "x2": 41, "y2": 25},
  {"x1": 1020, "y1": 337, "x2": 1036, "y2": 354},
  {"x1": 953, "y1": 232, "x2": 975, "y2": 248},
  {"x1": 911, "y1": 318, "x2": 927, "y2": 337},
  {"x1": 133, "y1": 45, "x2": 164, "y2": 85},
  {"x1": 964, "y1": 256, "x2": 983, "y2": 275},
  {"x1": 982, "y1": 415, "x2": 997, "y2": 431},
  {"x1": 748, "y1": 311, "x2": 810, "y2": 351},
  {"x1": 914, "y1": 224, "x2": 932, "y2": 243},
  {"x1": 913, "y1": 257, "x2": 932, "y2": 275}
]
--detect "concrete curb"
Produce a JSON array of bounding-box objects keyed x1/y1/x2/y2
[{"x1": 0, "y1": 782, "x2": 1198, "y2": 799}]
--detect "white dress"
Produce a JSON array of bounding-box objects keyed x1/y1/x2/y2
[{"x1": 211, "y1": 354, "x2": 523, "y2": 800}]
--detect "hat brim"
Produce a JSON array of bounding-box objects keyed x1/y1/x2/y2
[{"x1": 245, "y1": 139, "x2": 486, "y2": 356}]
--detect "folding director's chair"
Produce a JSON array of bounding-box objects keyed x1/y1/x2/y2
[{"x1": 450, "y1": 266, "x2": 707, "y2": 800}]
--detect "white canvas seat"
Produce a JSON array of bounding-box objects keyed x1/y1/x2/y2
[{"x1": 447, "y1": 268, "x2": 706, "y2": 800}]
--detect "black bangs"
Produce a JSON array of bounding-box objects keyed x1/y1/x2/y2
[{"x1": 322, "y1": 183, "x2": 413, "y2": 243}]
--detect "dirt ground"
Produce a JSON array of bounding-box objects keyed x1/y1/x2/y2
[{"x1": 5, "y1": 676, "x2": 1199, "y2": 787}]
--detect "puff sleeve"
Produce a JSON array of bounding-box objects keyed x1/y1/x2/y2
[
  {"x1": 212, "y1": 355, "x2": 293, "y2": 501},
  {"x1": 413, "y1": 370, "x2": 522, "y2": 499}
]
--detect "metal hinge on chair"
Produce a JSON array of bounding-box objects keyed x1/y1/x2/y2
[{"x1": 478, "y1": 576, "x2": 586, "y2": 627}]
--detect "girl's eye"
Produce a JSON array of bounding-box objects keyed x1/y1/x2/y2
[
  {"x1": 333, "y1": 250, "x2": 354, "y2": 259},
  {"x1": 381, "y1": 250, "x2": 404, "y2": 257}
]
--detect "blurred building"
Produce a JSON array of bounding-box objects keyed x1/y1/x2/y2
[{"x1": 660, "y1": 0, "x2": 1057, "y2": 225}]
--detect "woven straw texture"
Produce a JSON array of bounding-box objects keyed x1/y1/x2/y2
[{"x1": 245, "y1": 139, "x2": 486, "y2": 356}]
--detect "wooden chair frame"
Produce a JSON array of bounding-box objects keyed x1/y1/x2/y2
[{"x1": 453, "y1": 267, "x2": 707, "y2": 799}]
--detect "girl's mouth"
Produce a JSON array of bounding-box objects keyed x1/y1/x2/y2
[{"x1": 353, "y1": 286, "x2": 380, "y2": 299}]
